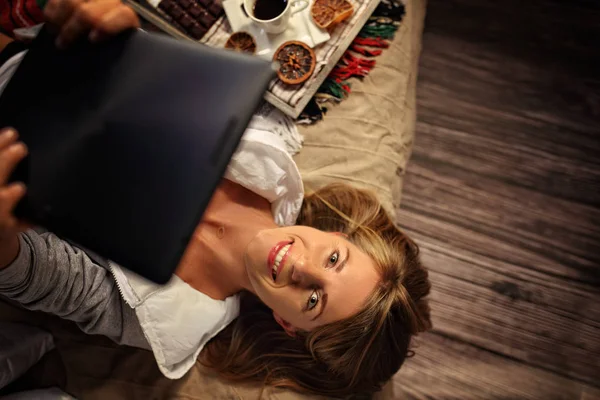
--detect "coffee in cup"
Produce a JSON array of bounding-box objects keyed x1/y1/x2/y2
[
  {"x1": 253, "y1": 0, "x2": 288, "y2": 20},
  {"x1": 244, "y1": 0, "x2": 308, "y2": 34}
]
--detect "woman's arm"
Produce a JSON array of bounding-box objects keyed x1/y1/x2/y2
[{"x1": 0, "y1": 229, "x2": 147, "y2": 348}]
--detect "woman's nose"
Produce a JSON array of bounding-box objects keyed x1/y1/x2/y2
[
  {"x1": 291, "y1": 261, "x2": 303, "y2": 283},
  {"x1": 291, "y1": 257, "x2": 322, "y2": 286}
]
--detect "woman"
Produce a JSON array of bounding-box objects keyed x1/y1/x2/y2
[{"x1": 0, "y1": 0, "x2": 432, "y2": 397}]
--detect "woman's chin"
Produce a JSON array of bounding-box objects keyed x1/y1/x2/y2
[{"x1": 243, "y1": 250, "x2": 271, "y2": 298}]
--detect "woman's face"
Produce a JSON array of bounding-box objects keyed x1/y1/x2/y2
[{"x1": 244, "y1": 226, "x2": 379, "y2": 333}]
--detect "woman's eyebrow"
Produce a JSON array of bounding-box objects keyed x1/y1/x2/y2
[
  {"x1": 335, "y1": 247, "x2": 350, "y2": 273},
  {"x1": 312, "y1": 293, "x2": 328, "y2": 321}
]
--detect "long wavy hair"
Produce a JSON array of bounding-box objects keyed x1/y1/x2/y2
[{"x1": 201, "y1": 183, "x2": 432, "y2": 398}]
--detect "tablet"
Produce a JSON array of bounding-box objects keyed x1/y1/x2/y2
[{"x1": 0, "y1": 28, "x2": 275, "y2": 283}]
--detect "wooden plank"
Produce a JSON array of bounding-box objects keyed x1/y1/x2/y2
[
  {"x1": 394, "y1": 211, "x2": 600, "y2": 384},
  {"x1": 395, "y1": 148, "x2": 600, "y2": 383},
  {"x1": 390, "y1": 0, "x2": 600, "y2": 395},
  {"x1": 399, "y1": 162, "x2": 600, "y2": 284},
  {"x1": 391, "y1": 332, "x2": 600, "y2": 400},
  {"x1": 414, "y1": 36, "x2": 600, "y2": 205}
]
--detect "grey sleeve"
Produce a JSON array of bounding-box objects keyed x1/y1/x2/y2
[{"x1": 0, "y1": 230, "x2": 148, "y2": 349}]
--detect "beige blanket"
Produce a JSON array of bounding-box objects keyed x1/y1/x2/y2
[
  {"x1": 295, "y1": 0, "x2": 425, "y2": 216},
  {"x1": 0, "y1": 0, "x2": 426, "y2": 398}
]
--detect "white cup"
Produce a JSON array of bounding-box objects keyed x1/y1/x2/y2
[{"x1": 243, "y1": 0, "x2": 309, "y2": 34}]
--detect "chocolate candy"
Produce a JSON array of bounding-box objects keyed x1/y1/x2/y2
[
  {"x1": 189, "y1": 21, "x2": 207, "y2": 39},
  {"x1": 197, "y1": 11, "x2": 216, "y2": 28},
  {"x1": 170, "y1": 20, "x2": 185, "y2": 32},
  {"x1": 169, "y1": 3, "x2": 185, "y2": 19},
  {"x1": 207, "y1": 2, "x2": 223, "y2": 17},
  {"x1": 177, "y1": 0, "x2": 193, "y2": 8},
  {"x1": 188, "y1": 3, "x2": 203, "y2": 17},
  {"x1": 158, "y1": 0, "x2": 175, "y2": 12},
  {"x1": 179, "y1": 14, "x2": 194, "y2": 29},
  {"x1": 157, "y1": 0, "x2": 222, "y2": 40}
]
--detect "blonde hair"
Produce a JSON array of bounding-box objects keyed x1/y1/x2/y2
[{"x1": 201, "y1": 183, "x2": 432, "y2": 397}]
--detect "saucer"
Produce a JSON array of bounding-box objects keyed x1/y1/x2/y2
[{"x1": 222, "y1": 0, "x2": 330, "y2": 60}]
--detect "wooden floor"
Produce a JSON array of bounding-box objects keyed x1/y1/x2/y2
[{"x1": 391, "y1": 0, "x2": 600, "y2": 398}]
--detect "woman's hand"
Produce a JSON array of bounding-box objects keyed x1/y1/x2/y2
[
  {"x1": 0, "y1": 128, "x2": 29, "y2": 268},
  {"x1": 43, "y1": 0, "x2": 140, "y2": 49}
]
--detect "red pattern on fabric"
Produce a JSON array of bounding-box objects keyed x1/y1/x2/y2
[
  {"x1": 1, "y1": 0, "x2": 44, "y2": 34},
  {"x1": 329, "y1": 53, "x2": 376, "y2": 81},
  {"x1": 25, "y1": 0, "x2": 45, "y2": 24},
  {"x1": 12, "y1": 0, "x2": 37, "y2": 26},
  {"x1": 350, "y1": 44, "x2": 382, "y2": 57},
  {"x1": 353, "y1": 37, "x2": 390, "y2": 48},
  {"x1": 1, "y1": 0, "x2": 18, "y2": 33}
]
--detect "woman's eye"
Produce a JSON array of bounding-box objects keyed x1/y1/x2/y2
[
  {"x1": 307, "y1": 290, "x2": 319, "y2": 310},
  {"x1": 328, "y1": 251, "x2": 339, "y2": 266}
]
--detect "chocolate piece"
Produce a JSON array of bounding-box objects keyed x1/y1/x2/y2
[
  {"x1": 179, "y1": 14, "x2": 194, "y2": 29},
  {"x1": 168, "y1": 3, "x2": 185, "y2": 19},
  {"x1": 177, "y1": 0, "x2": 193, "y2": 8},
  {"x1": 198, "y1": 0, "x2": 212, "y2": 8},
  {"x1": 158, "y1": 0, "x2": 175, "y2": 12},
  {"x1": 188, "y1": 21, "x2": 207, "y2": 39},
  {"x1": 207, "y1": 2, "x2": 223, "y2": 17},
  {"x1": 197, "y1": 11, "x2": 216, "y2": 28},
  {"x1": 188, "y1": 3, "x2": 203, "y2": 17},
  {"x1": 170, "y1": 20, "x2": 185, "y2": 32}
]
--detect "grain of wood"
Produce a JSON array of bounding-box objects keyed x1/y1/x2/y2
[
  {"x1": 393, "y1": 332, "x2": 600, "y2": 400},
  {"x1": 391, "y1": 0, "x2": 600, "y2": 397}
]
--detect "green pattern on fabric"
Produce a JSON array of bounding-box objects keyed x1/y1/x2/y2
[
  {"x1": 320, "y1": 78, "x2": 351, "y2": 99},
  {"x1": 358, "y1": 23, "x2": 398, "y2": 39}
]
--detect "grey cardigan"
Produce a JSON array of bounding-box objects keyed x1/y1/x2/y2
[{"x1": 0, "y1": 229, "x2": 149, "y2": 349}]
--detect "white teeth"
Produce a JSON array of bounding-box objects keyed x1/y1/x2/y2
[{"x1": 272, "y1": 244, "x2": 291, "y2": 275}]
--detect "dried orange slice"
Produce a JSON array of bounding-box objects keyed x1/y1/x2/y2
[
  {"x1": 311, "y1": 0, "x2": 354, "y2": 29},
  {"x1": 273, "y1": 41, "x2": 316, "y2": 85},
  {"x1": 225, "y1": 32, "x2": 257, "y2": 54}
]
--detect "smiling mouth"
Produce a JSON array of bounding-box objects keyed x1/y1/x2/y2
[{"x1": 268, "y1": 241, "x2": 293, "y2": 282}]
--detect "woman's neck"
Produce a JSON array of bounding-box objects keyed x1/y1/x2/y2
[{"x1": 175, "y1": 180, "x2": 276, "y2": 300}]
